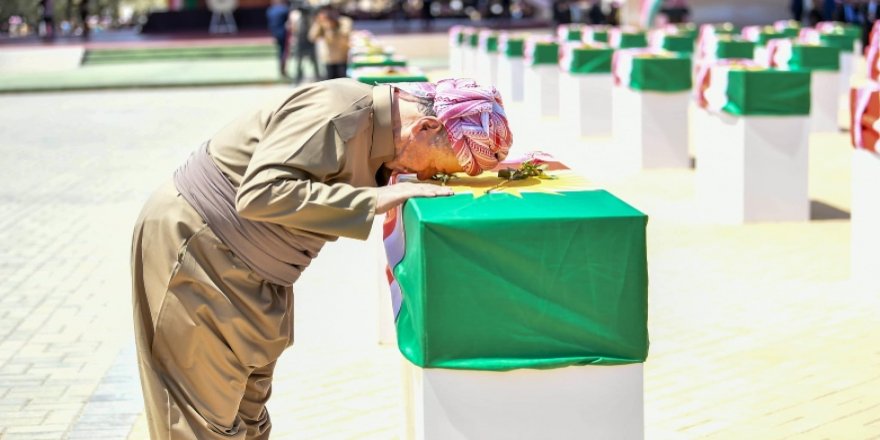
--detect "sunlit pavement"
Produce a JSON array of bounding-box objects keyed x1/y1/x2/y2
[{"x1": 0, "y1": 77, "x2": 878, "y2": 440}]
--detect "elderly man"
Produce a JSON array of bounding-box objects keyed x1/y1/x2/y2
[{"x1": 131, "y1": 78, "x2": 513, "y2": 439}]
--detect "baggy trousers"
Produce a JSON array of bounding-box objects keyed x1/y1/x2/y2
[{"x1": 131, "y1": 181, "x2": 294, "y2": 439}]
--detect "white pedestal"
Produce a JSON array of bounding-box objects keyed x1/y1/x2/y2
[
  {"x1": 694, "y1": 110, "x2": 810, "y2": 223},
  {"x1": 497, "y1": 56, "x2": 525, "y2": 102},
  {"x1": 449, "y1": 46, "x2": 464, "y2": 75},
  {"x1": 524, "y1": 65, "x2": 560, "y2": 118},
  {"x1": 402, "y1": 363, "x2": 644, "y2": 440},
  {"x1": 611, "y1": 87, "x2": 690, "y2": 172},
  {"x1": 476, "y1": 52, "x2": 500, "y2": 87},
  {"x1": 840, "y1": 52, "x2": 855, "y2": 107},
  {"x1": 851, "y1": 148, "x2": 880, "y2": 283},
  {"x1": 560, "y1": 72, "x2": 613, "y2": 138},
  {"x1": 369, "y1": 214, "x2": 396, "y2": 345},
  {"x1": 811, "y1": 71, "x2": 841, "y2": 132},
  {"x1": 462, "y1": 47, "x2": 478, "y2": 79}
]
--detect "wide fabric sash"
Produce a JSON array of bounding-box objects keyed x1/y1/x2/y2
[{"x1": 174, "y1": 143, "x2": 324, "y2": 286}]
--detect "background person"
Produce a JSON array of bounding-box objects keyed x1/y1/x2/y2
[
  {"x1": 288, "y1": 6, "x2": 320, "y2": 84},
  {"x1": 40, "y1": 0, "x2": 55, "y2": 40},
  {"x1": 309, "y1": 6, "x2": 352, "y2": 80},
  {"x1": 266, "y1": 0, "x2": 291, "y2": 78}
]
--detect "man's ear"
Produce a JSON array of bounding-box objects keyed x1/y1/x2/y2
[{"x1": 417, "y1": 117, "x2": 443, "y2": 134}]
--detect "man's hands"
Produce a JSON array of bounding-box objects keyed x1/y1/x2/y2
[{"x1": 376, "y1": 182, "x2": 453, "y2": 214}]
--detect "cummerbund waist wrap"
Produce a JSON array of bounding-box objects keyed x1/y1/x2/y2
[{"x1": 173, "y1": 143, "x2": 323, "y2": 286}]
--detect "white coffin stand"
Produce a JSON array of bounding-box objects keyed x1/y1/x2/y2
[
  {"x1": 462, "y1": 46, "x2": 479, "y2": 78},
  {"x1": 560, "y1": 72, "x2": 613, "y2": 138},
  {"x1": 811, "y1": 71, "x2": 841, "y2": 132},
  {"x1": 497, "y1": 56, "x2": 525, "y2": 102},
  {"x1": 524, "y1": 65, "x2": 560, "y2": 118},
  {"x1": 839, "y1": 51, "x2": 855, "y2": 123},
  {"x1": 611, "y1": 86, "x2": 690, "y2": 173},
  {"x1": 476, "y1": 52, "x2": 500, "y2": 87},
  {"x1": 449, "y1": 45, "x2": 464, "y2": 75},
  {"x1": 368, "y1": 214, "x2": 397, "y2": 345},
  {"x1": 402, "y1": 363, "x2": 644, "y2": 440},
  {"x1": 851, "y1": 148, "x2": 880, "y2": 283},
  {"x1": 694, "y1": 109, "x2": 810, "y2": 223}
]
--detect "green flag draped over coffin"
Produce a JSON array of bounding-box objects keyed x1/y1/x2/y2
[
  {"x1": 382, "y1": 154, "x2": 649, "y2": 371},
  {"x1": 695, "y1": 60, "x2": 811, "y2": 116},
  {"x1": 612, "y1": 48, "x2": 692, "y2": 92},
  {"x1": 560, "y1": 42, "x2": 613, "y2": 74}
]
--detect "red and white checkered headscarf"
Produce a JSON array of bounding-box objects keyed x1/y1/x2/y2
[{"x1": 393, "y1": 79, "x2": 514, "y2": 176}]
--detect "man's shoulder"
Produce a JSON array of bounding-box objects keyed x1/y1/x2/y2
[
  {"x1": 263, "y1": 79, "x2": 374, "y2": 126},
  {"x1": 297, "y1": 79, "x2": 374, "y2": 110}
]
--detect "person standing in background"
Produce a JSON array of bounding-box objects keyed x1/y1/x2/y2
[
  {"x1": 662, "y1": 0, "x2": 690, "y2": 24},
  {"x1": 78, "y1": 0, "x2": 89, "y2": 39},
  {"x1": 552, "y1": 0, "x2": 572, "y2": 25},
  {"x1": 40, "y1": 0, "x2": 55, "y2": 40},
  {"x1": 309, "y1": 7, "x2": 352, "y2": 80},
  {"x1": 587, "y1": 0, "x2": 604, "y2": 24},
  {"x1": 792, "y1": 0, "x2": 805, "y2": 22},
  {"x1": 808, "y1": 0, "x2": 824, "y2": 26},
  {"x1": 607, "y1": 1, "x2": 620, "y2": 26},
  {"x1": 288, "y1": 6, "x2": 320, "y2": 84},
  {"x1": 421, "y1": 0, "x2": 434, "y2": 31},
  {"x1": 267, "y1": 0, "x2": 291, "y2": 78}
]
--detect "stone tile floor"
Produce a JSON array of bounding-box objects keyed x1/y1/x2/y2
[{"x1": 0, "y1": 83, "x2": 878, "y2": 440}]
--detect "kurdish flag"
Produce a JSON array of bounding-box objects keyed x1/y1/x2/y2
[
  {"x1": 382, "y1": 153, "x2": 649, "y2": 371},
  {"x1": 640, "y1": 0, "x2": 663, "y2": 29},
  {"x1": 851, "y1": 83, "x2": 880, "y2": 152}
]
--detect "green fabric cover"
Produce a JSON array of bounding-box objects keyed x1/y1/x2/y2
[
  {"x1": 566, "y1": 47, "x2": 613, "y2": 74},
  {"x1": 394, "y1": 190, "x2": 649, "y2": 370},
  {"x1": 820, "y1": 33, "x2": 857, "y2": 53},
  {"x1": 616, "y1": 33, "x2": 648, "y2": 49},
  {"x1": 756, "y1": 31, "x2": 788, "y2": 45},
  {"x1": 627, "y1": 55, "x2": 692, "y2": 92},
  {"x1": 468, "y1": 32, "x2": 479, "y2": 48},
  {"x1": 722, "y1": 69, "x2": 811, "y2": 116},
  {"x1": 716, "y1": 40, "x2": 756, "y2": 59},
  {"x1": 662, "y1": 35, "x2": 695, "y2": 53},
  {"x1": 669, "y1": 24, "x2": 698, "y2": 39},
  {"x1": 591, "y1": 31, "x2": 609, "y2": 43},
  {"x1": 349, "y1": 56, "x2": 407, "y2": 69},
  {"x1": 779, "y1": 28, "x2": 800, "y2": 38},
  {"x1": 504, "y1": 39, "x2": 525, "y2": 57},
  {"x1": 450, "y1": 30, "x2": 465, "y2": 46},
  {"x1": 836, "y1": 23, "x2": 862, "y2": 39},
  {"x1": 354, "y1": 73, "x2": 429, "y2": 84},
  {"x1": 529, "y1": 42, "x2": 560, "y2": 65},
  {"x1": 784, "y1": 45, "x2": 841, "y2": 71},
  {"x1": 481, "y1": 35, "x2": 499, "y2": 53},
  {"x1": 563, "y1": 28, "x2": 582, "y2": 41}
]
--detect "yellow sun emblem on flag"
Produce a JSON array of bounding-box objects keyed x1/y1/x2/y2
[{"x1": 402, "y1": 169, "x2": 596, "y2": 198}]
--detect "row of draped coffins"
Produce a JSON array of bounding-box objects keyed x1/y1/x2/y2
[
  {"x1": 348, "y1": 31, "x2": 429, "y2": 84},
  {"x1": 356, "y1": 20, "x2": 878, "y2": 439},
  {"x1": 448, "y1": 21, "x2": 874, "y2": 226}
]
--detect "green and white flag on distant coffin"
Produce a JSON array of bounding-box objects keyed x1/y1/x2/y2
[
  {"x1": 762, "y1": 37, "x2": 841, "y2": 71},
  {"x1": 612, "y1": 48, "x2": 692, "y2": 92},
  {"x1": 695, "y1": 61, "x2": 811, "y2": 116}
]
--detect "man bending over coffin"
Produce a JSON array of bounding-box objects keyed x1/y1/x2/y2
[{"x1": 131, "y1": 78, "x2": 513, "y2": 439}]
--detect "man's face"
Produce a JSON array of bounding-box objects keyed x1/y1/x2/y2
[{"x1": 386, "y1": 117, "x2": 463, "y2": 181}]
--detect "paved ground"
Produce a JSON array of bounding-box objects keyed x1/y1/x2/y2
[{"x1": 0, "y1": 79, "x2": 879, "y2": 440}]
